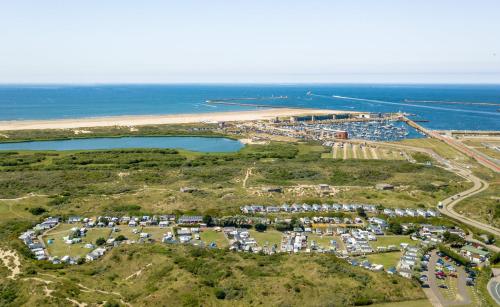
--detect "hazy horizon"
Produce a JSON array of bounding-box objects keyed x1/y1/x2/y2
[{"x1": 1, "y1": 0, "x2": 499, "y2": 83}]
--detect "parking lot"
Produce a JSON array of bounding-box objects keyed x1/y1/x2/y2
[{"x1": 422, "y1": 250, "x2": 477, "y2": 306}]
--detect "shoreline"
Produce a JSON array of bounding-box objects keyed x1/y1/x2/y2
[{"x1": 0, "y1": 108, "x2": 346, "y2": 131}]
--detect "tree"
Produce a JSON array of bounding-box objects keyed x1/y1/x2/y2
[
  {"x1": 388, "y1": 222, "x2": 403, "y2": 235},
  {"x1": 275, "y1": 222, "x2": 292, "y2": 232},
  {"x1": 491, "y1": 252, "x2": 500, "y2": 265},
  {"x1": 254, "y1": 223, "x2": 267, "y2": 232},
  {"x1": 28, "y1": 207, "x2": 47, "y2": 216},
  {"x1": 442, "y1": 231, "x2": 465, "y2": 247},
  {"x1": 95, "y1": 237, "x2": 106, "y2": 246},
  {"x1": 203, "y1": 215, "x2": 214, "y2": 227},
  {"x1": 356, "y1": 207, "x2": 367, "y2": 218},
  {"x1": 214, "y1": 288, "x2": 226, "y2": 300},
  {"x1": 115, "y1": 235, "x2": 127, "y2": 242}
]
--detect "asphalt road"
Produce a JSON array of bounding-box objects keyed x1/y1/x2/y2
[
  {"x1": 373, "y1": 139, "x2": 500, "y2": 240},
  {"x1": 488, "y1": 278, "x2": 500, "y2": 305}
]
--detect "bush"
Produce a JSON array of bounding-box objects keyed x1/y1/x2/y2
[
  {"x1": 388, "y1": 222, "x2": 403, "y2": 235},
  {"x1": 438, "y1": 244, "x2": 470, "y2": 266},
  {"x1": 95, "y1": 237, "x2": 106, "y2": 246},
  {"x1": 0, "y1": 280, "x2": 18, "y2": 305},
  {"x1": 490, "y1": 252, "x2": 500, "y2": 265},
  {"x1": 115, "y1": 235, "x2": 127, "y2": 242},
  {"x1": 254, "y1": 223, "x2": 267, "y2": 232},
  {"x1": 28, "y1": 207, "x2": 47, "y2": 216},
  {"x1": 354, "y1": 298, "x2": 373, "y2": 306},
  {"x1": 214, "y1": 288, "x2": 226, "y2": 300}
]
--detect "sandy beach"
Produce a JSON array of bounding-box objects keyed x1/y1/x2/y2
[{"x1": 0, "y1": 108, "x2": 345, "y2": 131}]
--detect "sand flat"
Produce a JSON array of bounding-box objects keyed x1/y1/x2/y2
[{"x1": 0, "y1": 108, "x2": 346, "y2": 131}]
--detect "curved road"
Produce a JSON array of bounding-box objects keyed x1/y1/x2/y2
[
  {"x1": 370, "y1": 139, "x2": 500, "y2": 239},
  {"x1": 338, "y1": 136, "x2": 498, "y2": 239},
  {"x1": 488, "y1": 275, "x2": 500, "y2": 305}
]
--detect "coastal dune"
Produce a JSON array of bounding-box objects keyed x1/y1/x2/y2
[{"x1": 0, "y1": 108, "x2": 344, "y2": 131}]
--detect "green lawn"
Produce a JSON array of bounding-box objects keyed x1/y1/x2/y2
[
  {"x1": 308, "y1": 234, "x2": 337, "y2": 250},
  {"x1": 43, "y1": 224, "x2": 112, "y2": 258},
  {"x1": 365, "y1": 251, "x2": 402, "y2": 268},
  {"x1": 111, "y1": 226, "x2": 140, "y2": 241},
  {"x1": 250, "y1": 229, "x2": 283, "y2": 247},
  {"x1": 369, "y1": 236, "x2": 415, "y2": 249},
  {"x1": 200, "y1": 229, "x2": 228, "y2": 248},
  {"x1": 141, "y1": 226, "x2": 172, "y2": 241}
]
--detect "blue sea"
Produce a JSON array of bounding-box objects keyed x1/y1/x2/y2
[{"x1": 0, "y1": 84, "x2": 499, "y2": 131}]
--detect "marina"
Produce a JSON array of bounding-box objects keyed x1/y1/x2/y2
[{"x1": 297, "y1": 120, "x2": 424, "y2": 141}]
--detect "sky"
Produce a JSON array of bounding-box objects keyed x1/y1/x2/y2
[{"x1": 0, "y1": 0, "x2": 499, "y2": 83}]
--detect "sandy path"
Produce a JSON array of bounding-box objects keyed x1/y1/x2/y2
[
  {"x1": 333, "y1": 143, "x2": 340, "y2": 159},
  {"x1": 370, "y1": 147, "x2": 379, "y2": 159},
  {"x1": 361, "y1": 145, "x2": 369, "y2": 159},
  {"x1": 343, "y1": 144, "x2": 348, "y2": 160},
  {"x1": 0, "y1": 108, "x2": 340, "y2": 131},
  {"x1": 66, "y1": 298, "x2": 88, "y2": 307},
  {"x1": 243, "y1": 167, "x2": 254, "y2": 188},
  {"x1": 352, "y1": 144, "x2": 359, "y2": 159},
  {"x1": 0, "y1": 248, "x2": 21, "y2": 279},
  {"x1": 125, "y1": 263, "x2": 152, "y2": 281}
]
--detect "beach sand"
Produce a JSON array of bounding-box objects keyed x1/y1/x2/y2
[{"x1": 0, "y1": 108, "x2": 346, "y2": 131}]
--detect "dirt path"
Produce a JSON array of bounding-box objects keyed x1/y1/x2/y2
[
  {"x1": 343, "y1": 144, "x2": 348, "y2": 160},
  {"x1": 35, "y1": 272, "x2": 131, "y2": 306},
  {"x1": 370, "y1": 147, "x2": 379, "y2": 159},
  {"x1": 0, "y1": 248, "x2": 21, "y2": 279},
  {"x1": 66, "y1": 298, "x2": 88, "y2": 307},
  {"x1": 0, "y1": 192, "x2": 48, "y2": 202},
  {"x1": 243, "y1": 167, "x2": 254, "y2": 188},
  {"x1": 334, "y1": 143, "x2": 340, "y2": 159},
  {"x1": 361, "y1": 145, "x2": 369, "y2": 159},
  {"x1": 352, "y1": 144, "x2": 359, "y2": 159},
  {"x1": 125, "y1": 263, "x2": 152, "y2": 280}
]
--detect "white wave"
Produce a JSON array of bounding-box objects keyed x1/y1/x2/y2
[{"x1": 329, "y1": 95, "x2": 500, "y2": 116}]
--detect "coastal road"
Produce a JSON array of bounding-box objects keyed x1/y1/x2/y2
[
  {"x1": 364, "y1": 138, "x2": 500, "y2": 239},
  {"x1": 403, "y1": 117, "x2": 500, "y2": 173}
]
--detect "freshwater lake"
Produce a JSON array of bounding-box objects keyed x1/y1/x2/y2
[{"x1": 0, "y1": 136, "x2": 244, "y2": 152}]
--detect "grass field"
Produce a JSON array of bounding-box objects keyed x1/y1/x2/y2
[
  {"x1": 249, "y1": 229, "x2": 283, "y2": 247},
  {"x1": 43, "y1": 224, "x2": 112, "y2": 258},
  {"x1": 369, "y1": 236, "x2": 416, "y2": 249},
  {"x1": 0, "y1": 244, "x2": 427, "y2": 306},
  {"x1": 307, "y1": 234, "x2": 336, "y2": 249},
  {"x1": 326, "y1": 143, "x2": 406, "y2": 161},
  {"x1": 365, "y1": 251, "x2": 402, "y2": 268},
  {"x1": 0, "y1": 134, "x2": 472, "y2": 306},
  {"x1": 454, "y1": 181, "x2": 500, "y2": 228},
  {"x1": 462, "y1": 139, "x2": 500, "y2": 160},
  {"x1": 200, "y1": 229, "x2": 228, "y2": 248},
  {"x1": 397, "y1": 138, "x2": 469, "y2": 162}
]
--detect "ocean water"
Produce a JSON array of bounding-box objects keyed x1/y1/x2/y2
[
  {"x1": 0, "y1": 84, "x2": 499, "y2": 131},
  {"x1": 0, "y1": 136, "x2": 244, "y2": 152}
]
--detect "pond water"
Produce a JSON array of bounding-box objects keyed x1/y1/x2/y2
[{"x1": 0, "y1": 136, "x2": 244, "y2": 152}]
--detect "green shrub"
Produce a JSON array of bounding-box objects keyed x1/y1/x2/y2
[{"x1": 28, "y1": 207, "x2": 47, "y2": 216}]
